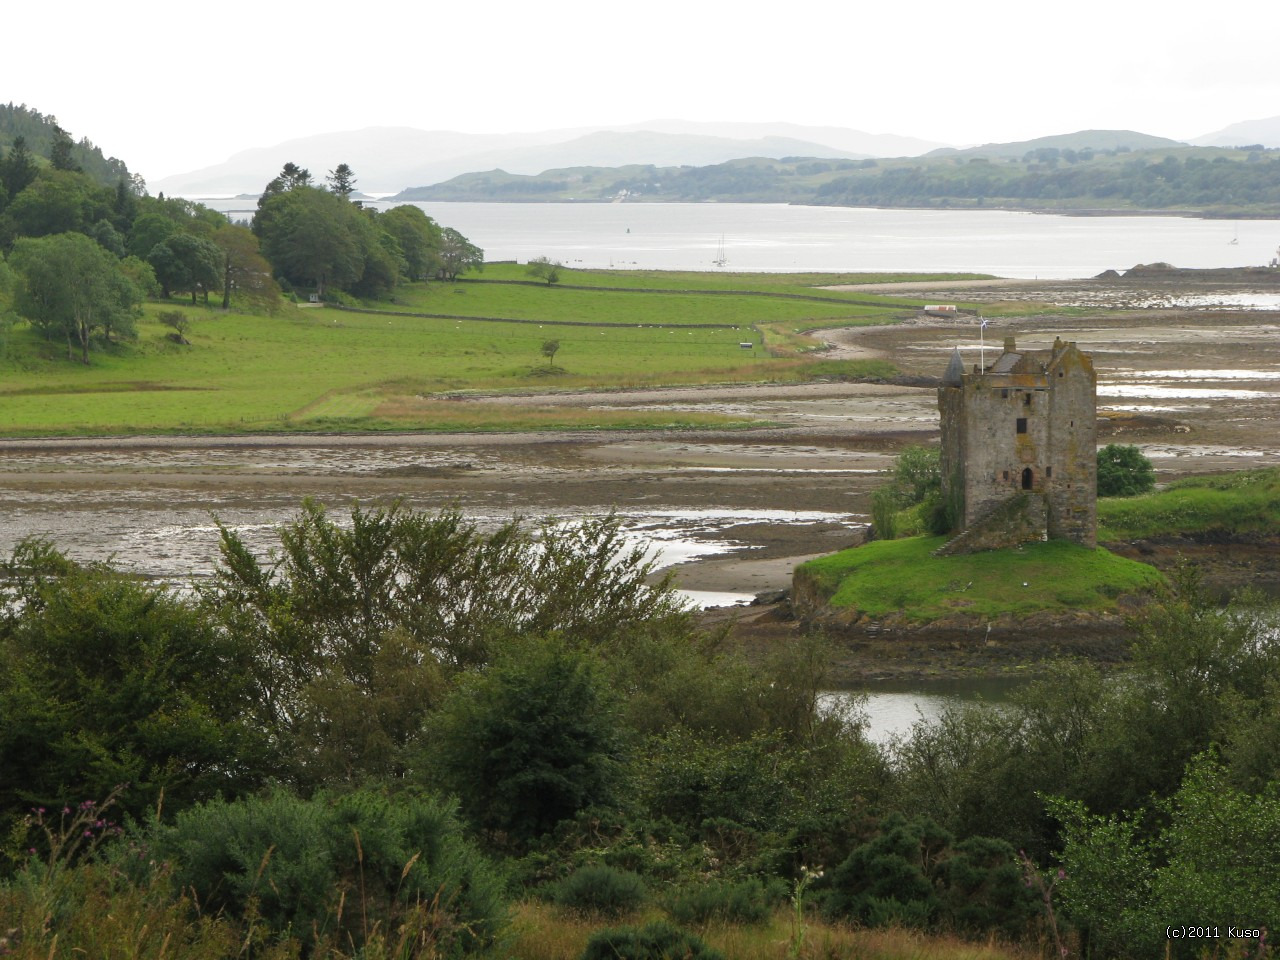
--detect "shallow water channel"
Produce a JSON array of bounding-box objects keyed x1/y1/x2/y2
[{"x1": 822, "y1": 677, "x2": 1027, "y2": 747}]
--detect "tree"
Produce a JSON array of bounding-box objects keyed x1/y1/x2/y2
[
  {"x1": 212, "y1": 223, "x2": 280, "y2": 311},
  {"x1": 0, "y1": 258, "x2": 16, "y2": 358},
  {"x1": 541, "y1": 338, "x2": 561, "y2": 367},
  {"x1": 436, "y1": 226, "x2": 483, "y2": 281},
  {"x1": 1097, "y1": 443, "x2": 1155, "y2": 497},
  {"x1": 379, "y1": 204, "x2": 442, "y2": 281},
  {"x1": 254, "y1": 185, "x2": 364, "y2": 297},
  {"x1": 11, "y1": 232, "x2": 142, "y2": 363},
  {"x1": 148, "y1": 232, "x2": 222, "y2": 303},
  {"x1": 279, "y1": 161, "x2": 312, "y2": 190},
  {"x1": 117, "y1": 255, "x2": 160, "y2": 299},
  {"x1": 423, "y1": 636, "x2": 628, "y2": 846},
  {"x1": 87, "y1": 218, "x2": 125, "y2": 257},
  {"x1": 48, "y1": 124, "x2": 80, "y2": 172},
  {"x1": 3, "y1": 169, "x2": 109, "y2": 238},
  {"x1": 527, "y1": 255, "x2": 563, "y2": 285},
  {"x1": 158, "y1": 309, "x2": 192, "y2": 344},
  {"x1": 126, "y1": 211, "x2": 178, "y2": 258},
  {"x1": 326, "y1": 162, "x2": 356, "y2": 198},
  {"x1": 0, "y1": 135, "x2": 38, "y2": 200},
  {"x1": 254, "y1": 185, "x2": 402, "y2": 299}
]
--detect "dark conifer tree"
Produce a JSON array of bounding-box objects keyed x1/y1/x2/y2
[
  {"x1": 326, "y1": 163, "x2": 356, "y2": 198},
  {"x1": 1, "y1": 135, "x2": 37, "y2": 199},
  {"x1": 48, "y1": 124, "x2": 80, "y2": 172}
]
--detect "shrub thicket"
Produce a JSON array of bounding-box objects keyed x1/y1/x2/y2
[
  {"x1": 550, "y1": 864, "x2": 648, "y2": 918},
  {"x1": 820, "y1": 815, "x2": 1034, "y2": 937},
  {"x1": 580, "y1": 920, "x2": 724, "y2": 960},
  {"x1": 150, "y1": 789, "x2": 507, "y2": 955},
  {"x1": 664, "y1": 877, "x2": 775, "y2": 925}
]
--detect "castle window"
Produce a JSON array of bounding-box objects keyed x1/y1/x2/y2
[
  {"x1": 1002, "y1": 471, "x2": 1009, "y2": 481},
  {"x1": 1023, "y1": 393, "x2": 1031, "y2": 405},
  {"x1": 1058, "y1": 371, "x2": 1064, "y2": 377},
  {"x1": 1046, "y1": 466, "x2": 1053, "y2": 478},
  {"x1": 1016, "y1": 417, "x2": 1028, "y2": 434},
  {"x1": 1001, "y1": 389, "x2": 1009, "y2": 399},
  {"x1": 1021, "y1": 467, "x2": 1033, "y2": 490}
]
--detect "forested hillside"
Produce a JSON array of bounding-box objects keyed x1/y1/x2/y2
[
  {"x1": 396, "y1": 142, "x2": 1280, "y2": 215},
  {"x1": 1, "y1": 108, "x2": 481, "y2": 366},
  {"x1": 0, "y1": 103, "x2": 135, "y2": 188}
]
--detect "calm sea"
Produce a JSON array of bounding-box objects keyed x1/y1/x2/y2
[{"x1": 208, "y1": 199, "x2": 1280, "y2": 279}]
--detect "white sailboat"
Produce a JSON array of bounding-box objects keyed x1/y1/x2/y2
[{"x1": 712, "y1": 235, "x2": 727, "y2": 268}]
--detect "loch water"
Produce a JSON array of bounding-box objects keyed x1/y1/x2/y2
[{"x1": 206, "y1": 198, "x2": 1280, "y2": 279}]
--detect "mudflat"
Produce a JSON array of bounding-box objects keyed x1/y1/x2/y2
[{"x1": 3, "y1": 275, "x2": 1278, "y2": 650}]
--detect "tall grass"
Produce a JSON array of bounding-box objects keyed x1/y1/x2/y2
[{"x1": 502, "y1": 901, "x2": 1039, "y2": 960}]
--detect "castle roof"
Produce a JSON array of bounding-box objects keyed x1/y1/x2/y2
[{"x1": 942, "y1": 336, "x2": 1092, "y2": 382}]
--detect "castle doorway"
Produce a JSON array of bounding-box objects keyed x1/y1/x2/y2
[{"x1": 1021, "y1": 467, "x2": 1033, "y2": 490}]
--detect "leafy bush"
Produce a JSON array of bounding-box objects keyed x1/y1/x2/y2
[
  {"x1": 550, "y1": 864, "x2": 647, "y2": 918},
  {"x1": 0, "y1": 540, "x2": 270, "y2": 833},
  {"x1": 580, "y1": 920, "x2": 724, "y2": 960},
  {"x1": 422, "y1": 636, "x2": 628, "y2": 847},
  {"x1": 1054, "y1": 756, "x2": 1280, "y2": 959},
  {"x1": 1097, "y1": 443, "x2": 1155, "y2": 497},
  {"x1": 637, "y1": 730, "x2": 805, "y2": 835},
  {"x1": 207, "y1": 502, "x2": 687, "y2": 788},
  {"x1": 150, "y1": 788, "x2": 507, "y2": 955},
  {"x1": 664, "y1": 877, "x2": 774, "y2": 925},
  {"x1": 869, "y1": 446, "x2": 945, "y2": 540}
]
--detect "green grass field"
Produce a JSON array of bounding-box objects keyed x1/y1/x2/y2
[
  {"x1": 1098, "y1": 467, "x2": 1280, "y2": 540},
  {"x1": 369, "y1": 263, "x2": 934, "y2": 328},
  {"x1": 798, "y1": 536, "x2": 1166, "y2": 621},
  {"x1": 0, "y1": 268, "x2": 945, "y2": 436}
]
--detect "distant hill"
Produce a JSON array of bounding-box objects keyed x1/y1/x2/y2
[
  {"x1": 392, "y1": 144, "x2": 1280, "y2": 215},
  {"x1": 0, "y1": 103, "x2": 134, "y2": 187},
  {"x1": 1191, "y1": 115, "x2": 1280, "y2": 148},
  {"x1": 152, "y1": 122, "x2": 947, "y2": 197},
  {"x1": 930, "y1": 129, "x2": 1186, "y2": 158},
  {"x1": 391, "y1": 157, "x2": 864, "y2": 202}
]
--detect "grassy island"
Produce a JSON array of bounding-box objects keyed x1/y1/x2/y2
[{"x1": 797, "y1": 536, "x2": 1166, "y2": 622}]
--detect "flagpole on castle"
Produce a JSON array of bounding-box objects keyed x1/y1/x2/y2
[{"x1": 979, "y1": 315, "x2": 988, "y2": 371}]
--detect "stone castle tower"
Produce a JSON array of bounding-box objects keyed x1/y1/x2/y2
[{"x1": 936, "y1": 335, "x2": 1097, "y2": 554}]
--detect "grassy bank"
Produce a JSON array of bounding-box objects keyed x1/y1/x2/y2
[
  {"x1": 1099, "y1": 466, "x2": 1280, "y2": 540},
  {"x1": 0, "y1": 268, "x2": 938, "y2": 436},
  {"x1": 798, "y1": 536, "x2": 1165, "y2": 621}
]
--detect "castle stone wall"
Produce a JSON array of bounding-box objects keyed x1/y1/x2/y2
[{"x1": 937, "y1": 337, "x2": 1097, "y2": 553}]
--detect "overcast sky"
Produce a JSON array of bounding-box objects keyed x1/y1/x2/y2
[{"x1": 6, "y1": 0, "x2": 1276, "y2": 183}]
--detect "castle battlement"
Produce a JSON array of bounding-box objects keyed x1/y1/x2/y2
[{"x1": 938, "y1": 335, "x2": 1097, "y2": 552}]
